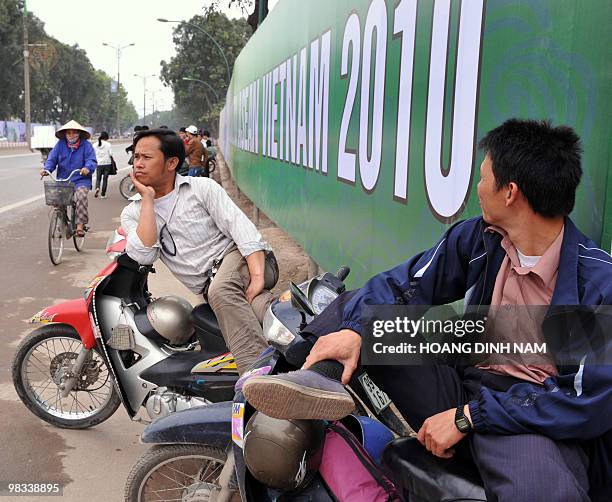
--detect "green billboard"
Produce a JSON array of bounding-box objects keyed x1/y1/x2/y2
[{"x1": 219, "y1": 0, "x2": 612, "y2": 287}]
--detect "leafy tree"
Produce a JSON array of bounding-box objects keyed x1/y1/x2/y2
[
  {"x1": 0, "y1": 0, "x2": 26, "y2": 118},
  {"x1": 0, "y1": 0, "x2": 137, "y2": 134},
  {"x1": 160, "y1": 9, "x2": 251, "y2": 135}
]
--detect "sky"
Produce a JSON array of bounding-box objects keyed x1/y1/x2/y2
[{"x1": 26, "y1": 0, "x2": 253, "y2": 118}]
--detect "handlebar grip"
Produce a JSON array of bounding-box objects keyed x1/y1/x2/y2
[{"x1": 335, "y1": 266, "x2": 350, "y2": 281}]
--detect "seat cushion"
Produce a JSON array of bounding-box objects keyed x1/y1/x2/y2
[
  {"x1": 381, "y1": 437, "x2": 486, "y2": 501},
  {"x1": 190, "y1": 303, "x2": 223, "y2": 338}
]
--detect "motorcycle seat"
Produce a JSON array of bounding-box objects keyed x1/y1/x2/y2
[
  {"x1": 381, "y1": 437, "x2": 487, "y2": 501},
  {"x1": 190, "y1": 303, "x2": 223, "y2": 338}
]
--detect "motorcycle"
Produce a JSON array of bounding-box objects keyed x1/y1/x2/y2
[
  {"x1": 11, "y1": 229, "x2": 238, "y2": 429},
  {"x1": 128, "y1": 268, "x2": 479, "y2": 501},
  {"x1": 126, "y1": 267, "x2": 489, "y2": 501}
]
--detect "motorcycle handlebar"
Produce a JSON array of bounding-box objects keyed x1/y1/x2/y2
[{"x1": 335, "y1": 266, "x2": 350, "y2": 282}]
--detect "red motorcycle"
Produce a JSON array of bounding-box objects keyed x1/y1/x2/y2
[{"x1": 12, "y1": 229, "x2": 238, "y2": 429}]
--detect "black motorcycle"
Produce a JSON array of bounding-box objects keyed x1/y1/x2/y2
[{"x1": 125, "y1": 268, "x2": 487, "y2": 501}]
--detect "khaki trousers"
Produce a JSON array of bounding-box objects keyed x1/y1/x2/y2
[{"x1": 205, "y1": 249, "x2": 276, "y2": 375}]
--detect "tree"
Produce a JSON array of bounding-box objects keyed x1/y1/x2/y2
[
  {"x1": 160, "y1": 9, "x2": 252, "y2": 135},
  {"x1": 208, "y1": 0, "x2": 268, "y2": 32},
  {"x1": 0, "y1": 0, "x2": 138, "y2": 134},
  {"x1": 0, "y1": 0, "x2": 26, "y2": 119}
]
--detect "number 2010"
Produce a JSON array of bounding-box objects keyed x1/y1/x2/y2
[{"x1": 338, "y1": 0, "x2": 485, "y2": 221}]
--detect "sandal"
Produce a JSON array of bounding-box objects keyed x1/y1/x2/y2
[{"x1": 76, "y1": 229, "x2": 86, "y2": 237}]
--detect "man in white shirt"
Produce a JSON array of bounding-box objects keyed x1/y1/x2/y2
[{"x1": 121, "y1": 128, "x2": 278, "y2": 374}]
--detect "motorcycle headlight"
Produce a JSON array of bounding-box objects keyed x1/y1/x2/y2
[{"x1": 263, "y1": 307, "x2": 295, "y2": 345}]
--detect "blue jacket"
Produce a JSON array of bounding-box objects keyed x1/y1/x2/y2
[
  {"x1": 341, "y1": 216, "x2": 612, "y2": 441},
  {"x1": 44, "y1": 139, "x2": 97, "y2": 189}
]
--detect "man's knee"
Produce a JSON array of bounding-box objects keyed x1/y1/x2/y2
[{"x1": 207, "y1": 275, "x2": 246, "y2": 309}]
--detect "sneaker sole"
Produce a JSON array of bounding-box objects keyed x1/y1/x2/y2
[{"x1": 243, "y1": 376, "x2": 355, "y2": 420}]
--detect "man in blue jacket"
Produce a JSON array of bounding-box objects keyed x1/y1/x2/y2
[
  {"x1": 244, "y1": 119, "x2": 612, "y2": 500},
  {"x1": 41, "y1": 120, "x2": 97, "y2": 237}
]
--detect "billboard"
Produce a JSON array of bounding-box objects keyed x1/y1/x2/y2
[{"x1": 220, "y1": 0, "x2": 612, "y2": 287}]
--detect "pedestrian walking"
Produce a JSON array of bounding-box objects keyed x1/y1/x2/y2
[{"x1": 94, "y1": 131, "x2": 113, "y2": 198}]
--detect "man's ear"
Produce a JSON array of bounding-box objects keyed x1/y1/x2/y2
[
  {"x1": 505, "y1": 182, "x2": 521, "y2": 206},
  {"x1": 166, "y1": 157, "x2": 179, "y2": 173}
]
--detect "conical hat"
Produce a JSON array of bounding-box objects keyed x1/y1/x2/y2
[{"x1": 56, "y1": 120, "x2": 91, "y2": 140}]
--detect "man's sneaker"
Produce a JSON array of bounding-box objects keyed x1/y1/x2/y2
[
  {"x1": 100, "y1": 194, "x2": 107, "y2": 199},
  {"x1": 94, "y1": 188, "x2": 99, "y2": 198},
  {"x1": 242, "y1": 369, "x2": 355, "y2": 420}
]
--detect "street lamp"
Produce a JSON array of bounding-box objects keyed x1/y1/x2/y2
[
  {"x1": 134, "y1": 73, "x2": 156, "y2": 126},
  {"x1": 157, "y1": 18, "x2": 231, "y2": 83},
  {"x1": 102, "y1": 42, "x2": 135, "y2": 136},
  {"x1": 182, "y1": 77, "x2": 220, "y2": 100}
]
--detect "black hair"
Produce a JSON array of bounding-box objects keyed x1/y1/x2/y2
[
  {"x1": 179, "y1": 127, "x2": 186, "y2": 133},
  {"x1": 159, "y1": 125, "x2": 169, "y2": 129},
  {"x1": 478, "y1": 119, "x2": 582, "y2": 218},
  {"x1": 141, "y1": 125, "x2": 149, "y2": 131},
  {"x1": 98, "y1": 131, "x2": 109, "y2": 146},
  {"x1": 133, "y1": 125, "x2": 143, "y2": 132},
  {"x1": 133, "y1": 128, "x2": 185, "y2": 168},
  {"x1": 203, "y1": 130, "x2": 210, "y2": 137}
]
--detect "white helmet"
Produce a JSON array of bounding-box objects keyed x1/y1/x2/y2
[
  {"x1": 134, "y1": 296, "x2": 195, "y2": 345},
  {"x1": 185, "y1": 125, "x2": 198, "y2": 135}
]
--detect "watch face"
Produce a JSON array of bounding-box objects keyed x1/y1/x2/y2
[{"x1": 456, "y1": 417, "x2": 470, "y2": 432}]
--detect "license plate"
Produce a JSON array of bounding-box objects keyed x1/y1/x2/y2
[{"x1": 358, "y1": 372, "x2": 391, "y2": 413}]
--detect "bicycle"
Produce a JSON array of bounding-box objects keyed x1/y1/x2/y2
[
  {"x1": 42, "y1": 169, "x2": 86, "y2": 265},
  {"x1": 119, "y1": 173, "x2": 137, "y2": 200}
]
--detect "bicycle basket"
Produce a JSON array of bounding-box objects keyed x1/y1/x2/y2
[{"x1": 44, "y1": 181, "x2": 75, "y2": 206}]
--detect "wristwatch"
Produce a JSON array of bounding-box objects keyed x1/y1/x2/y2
[{"x1": 455, "y1": 405, "x2": 473, "y2": 433}]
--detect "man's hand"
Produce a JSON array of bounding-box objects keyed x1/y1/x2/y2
[
  {"x1": 80, "y1": 167, "x2": 90, "y2": 176},
  {"x1": 39, "y1": 169, "x2": 49, "y2": 177},
  {"x1": 130, "y1": 172, "x2": 155, "y2": 200},
  {"x1": 303, "y1": 329, "x2": 361, "y2": 384},
  {"x1": 245, "y1": 273, "x2": 265, "y2": 304},
  {"x1": 416, "y1": 407, "x2": 468, "y2": 458}
]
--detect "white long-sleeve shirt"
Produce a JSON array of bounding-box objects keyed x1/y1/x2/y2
[
  {"x1": 93, "y1": 140, "x2": 113, "y2": 165},
  {"x1": 120, "y1": 175, "x2": 271, "y2": 294}
]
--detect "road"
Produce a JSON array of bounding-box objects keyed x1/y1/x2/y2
[{"x1": 0, "y1": 143, "x2": 202, "y2": 502}]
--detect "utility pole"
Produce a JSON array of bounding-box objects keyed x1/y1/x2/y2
[
  {"x1": 103, "y1": 42, "x2": 135, "y2": 137},
  {"x1": 134, "y1": 74, "x2": 156, "y2": 126},
  {"x1": 23, "y1": 0, "x2": 31, "y2": 149}
]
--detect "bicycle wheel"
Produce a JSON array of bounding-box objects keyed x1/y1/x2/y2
[
  {"x1": 48, "y1": 209, "x2": 64, "y2": 265},
  {"x1": 120, "y1": 175, "x2": 136, "y2": 200},
  {"x1": 71, "y1": 203, "x2": 85, "y2": 252}
]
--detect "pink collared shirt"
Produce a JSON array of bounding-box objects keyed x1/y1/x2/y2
[{"x1": 476, "y1": 226, "x2": 564, "y2": 384}]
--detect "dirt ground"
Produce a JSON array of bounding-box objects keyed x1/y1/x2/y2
[{"x1": 214, "y1": 151, "x2": 311, "y2": 293}]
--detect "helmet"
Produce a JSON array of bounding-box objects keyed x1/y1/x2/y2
[
  {"x1": 134, "y1": 296, "x2": 195, "y2": 345},
  {"x1": 243, "y1": 412, "x2": 325, "y2": 490},
  {"x1": 186, "y1": 125, "x2": 198, "y2": 135}
]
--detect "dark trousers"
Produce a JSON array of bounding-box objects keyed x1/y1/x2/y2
[
  {"x1": 366, "y1": 365, "x2": 590, "y2": 501},
  {"x1": 95, "y1": 164, "x2": 111, "y2": 196},
  {"x1": 304, "y1": 291, "x2": 606, "y2": 501}
]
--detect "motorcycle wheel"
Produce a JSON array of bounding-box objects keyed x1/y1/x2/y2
[
  {"x1": 125, "y1": 444, "x2": 226, "y2": 502},
  {"x1": 12, "y1": 324, "x2": 121, "y2": 429},
  {"x1": 119, "y1": 175, "x2": 137, "y2": 200}
]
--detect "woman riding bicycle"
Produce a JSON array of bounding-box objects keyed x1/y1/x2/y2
[{"x1": 40, "y1": 120, "x2": 97, "y2": 237}]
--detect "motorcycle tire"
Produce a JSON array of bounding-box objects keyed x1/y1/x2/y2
[
  {"x1": 12, "y1": 324, "x2": 121, "y2": 429},
  {"x1": 125, "y1": 444, "x2": 227, "y2": 502},
  {"x1": 120, "y1": 175, "x2": 137, "y2": 200}
]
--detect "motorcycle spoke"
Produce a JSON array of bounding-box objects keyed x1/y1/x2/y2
[{"x1": 22, "y1": 336, "x2": 114, "y2": 420}]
